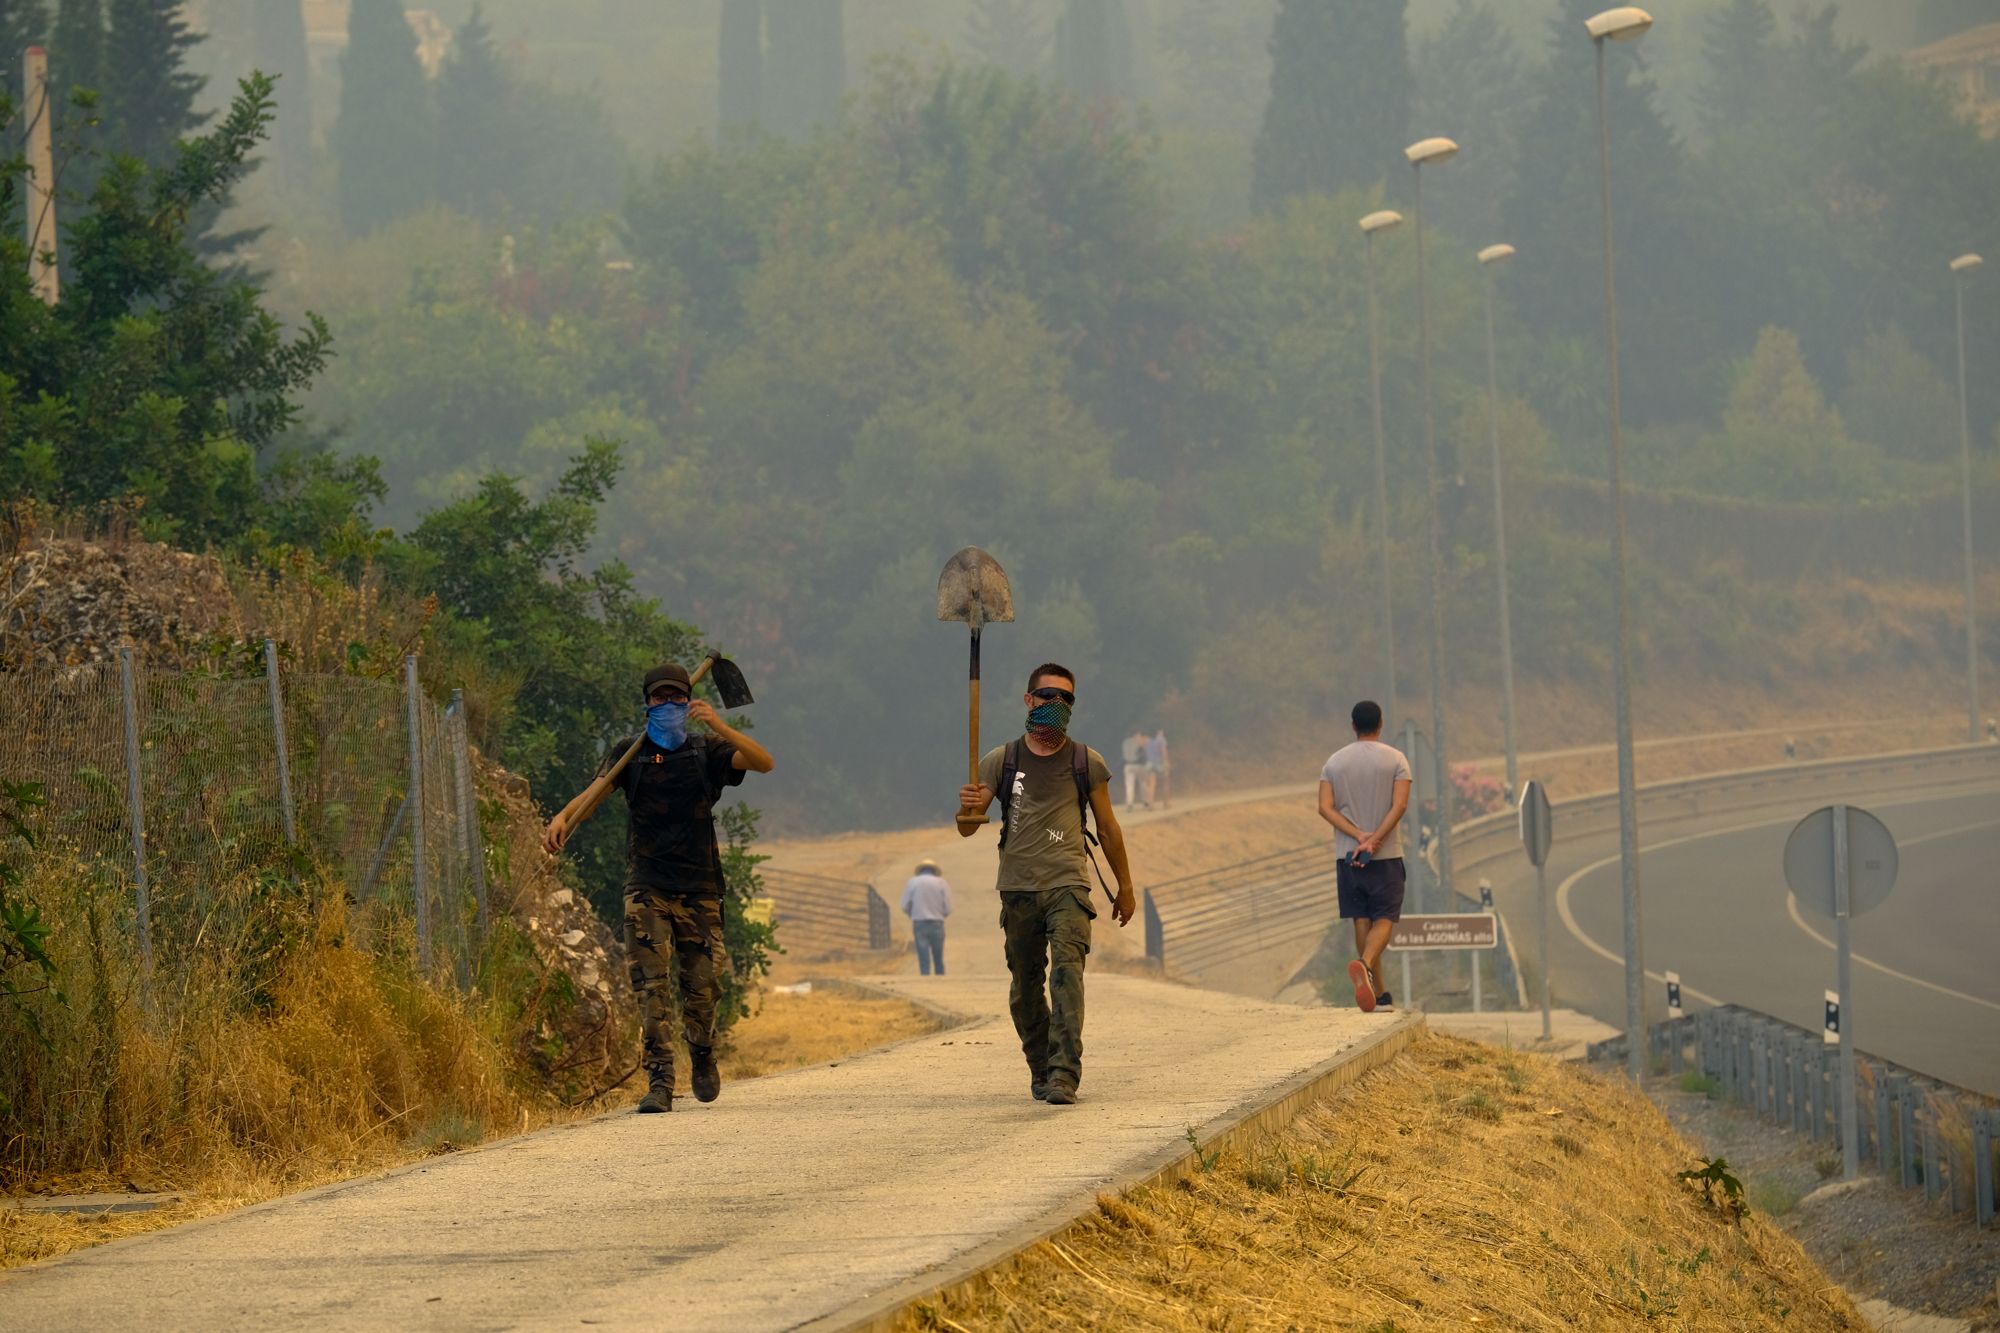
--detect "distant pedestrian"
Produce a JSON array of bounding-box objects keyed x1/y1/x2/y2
[
  {"x1": 1122, "y1": 727, "x2": 1151, "y2": 808},
  {"x1": 957, "y1": 663, "x2": 1137, "y2": 1106},
  {"x1": 1146, "y1": 728, "x2": 1171, "y2": 809},
  {"x1": 901, "y1": 861, "x2": 953, "y2": 976},
  {"x1": 1317, "y1": 700, "x2": 1411, "y2": 1014}
]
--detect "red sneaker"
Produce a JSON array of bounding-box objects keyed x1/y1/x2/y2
[{"x1": 1348, "y1": 960, "x2": 1377, "y2": 1013}]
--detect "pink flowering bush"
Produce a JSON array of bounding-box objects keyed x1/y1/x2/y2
[{"x1": 1451, "y1": 763, "x2": 1508, "y2": 820}]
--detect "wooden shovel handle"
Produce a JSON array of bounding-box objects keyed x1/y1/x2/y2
[
  {"x1": 558, "y1": 652, "x2": 720, "y2": 835},
  {"x1": 957, "y1": 627, "x2": 988, "y2": 831}
]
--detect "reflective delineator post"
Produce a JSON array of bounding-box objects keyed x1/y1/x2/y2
[
  {"x1": 264, "y1": 638, "x2": 297, "y2": 846},
  {"x1": 117, "y1": 646, "x2": 153, "y2": 975},
  {"x1": 406, "y1": 654, "x2": 429, "y2": 968}
]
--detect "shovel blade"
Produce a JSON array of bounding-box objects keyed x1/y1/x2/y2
[
  {"x1": 707, "y1": 655, "x2": 755, "y2": 709},
  {"x1": 935, "y1": 546, "x2": 1015, "y2": 630}
]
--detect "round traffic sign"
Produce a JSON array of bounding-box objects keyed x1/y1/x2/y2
[{"x1": 1783, "y1": 805, "x2": 1897, "y2": 919}]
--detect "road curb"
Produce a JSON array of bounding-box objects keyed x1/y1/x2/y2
[{"x1": 807, "y1": 1011, "x2": 1427, "y2": 1333}]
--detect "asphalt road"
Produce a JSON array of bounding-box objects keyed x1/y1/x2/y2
[{"x1": 1485, "y1": 775, "x2": 1999, "y2": 1096}]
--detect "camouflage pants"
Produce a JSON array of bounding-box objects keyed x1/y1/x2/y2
[
  {"x1": 1000, "y1": 887, "x2": 1095, "y2": 1085},
  {"x1": 624, "y1": 887, "x2": 727, "y2": 1085}
]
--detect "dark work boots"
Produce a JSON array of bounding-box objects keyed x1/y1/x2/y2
[
  {"x1": 1044, "y1": 1075, "x2": 1078, "y2": 1105},
  {"x1": 637, "y1": 1080, "x2": 673, "y2": 1114},
  {"x1": 691, "y1": 1045, "x2": 721, "y2": 1103},
  {"x1": 1030, "y1": 1069, "x2": 1050, "y2": 1101}
]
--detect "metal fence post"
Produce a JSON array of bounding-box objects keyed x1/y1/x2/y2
[
  {"x1": 116, "y1": 646, "x2": 154, "y2": 976},
  {"x1": 264, "y1": 638, "x2": 297, "y2": 846},
  {"x1": 405, "y1": 655, "x2": 429, "y2": 968},
  {"x1": 449, "y1": 690, "x2": 488, "y2": 936}
]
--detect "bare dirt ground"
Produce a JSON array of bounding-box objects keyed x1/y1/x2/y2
[{"x1": 1650, "y1": 1078, "x2": 2000, "y2": 1329}]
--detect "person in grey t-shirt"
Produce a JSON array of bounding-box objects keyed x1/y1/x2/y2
[
  {"x1": 1317, "y1": 700, "x2": 1411, "y2": 1013},
  {"x1": 900, "y1": 861, "x2": 953, "y2": 976}
]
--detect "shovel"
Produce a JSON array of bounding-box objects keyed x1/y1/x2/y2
[
  {"x1": 557, "y1": 650, "x2": 755, "y2": 835},
  {"x1": 936, "y1": 547, "x2": 1014, "y2": 833}
]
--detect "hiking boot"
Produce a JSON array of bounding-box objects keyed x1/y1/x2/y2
[
  {"x1": 1348, "y1": 960, "x2": 1378, "y2": 1013},
  {"x1": 1044, "y1": 1075, "x2": 1078, "y2": 1106},
  {"x1": 691, "y1": 1045, "x2": 721, "y2": 1103},
  {"x1": 637, "y1": 1081, "x2": 674, "y2": 1114},
  {"x1": 1030, "y1": 1070, "x2": 1051, "y2": 1101}
]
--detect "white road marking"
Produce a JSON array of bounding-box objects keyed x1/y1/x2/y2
[{"x1": 1552, "y1": 802, "x2": 1996, "y2": 1013}]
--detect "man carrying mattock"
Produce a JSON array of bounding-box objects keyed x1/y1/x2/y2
[{"x1": 543, "y1": 660, "x2": 774, "y2": 1114}]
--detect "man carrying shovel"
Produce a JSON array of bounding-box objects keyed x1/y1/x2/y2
[{"x1": 543, "y1": 659, "x2": 773, "y2": 1114}]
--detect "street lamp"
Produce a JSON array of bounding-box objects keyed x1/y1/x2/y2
[
  {"x1": 1587, "y1": 6, "x2": 1651, "y2": 1081},
  {"x1": 1478, "y1": 242, "x2": 1520, "y2": 801},
  {"x1": 1952, "y1": 253, "x2": 1984, "y2": 745},
  {"x1": 1361, "y1": 208, "x2": 1406, "y2": 718},
  {"x1": 1405, "y1": 135, "x2": 1459, "y2": 911}
]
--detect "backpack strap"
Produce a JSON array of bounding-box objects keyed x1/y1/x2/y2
[
  {"x1": 1070, "y1": 741, "x2": 1092, "y2": 834},
  {"x1": 996, "y1": 739, "x2": 1022, "y2": 850}
]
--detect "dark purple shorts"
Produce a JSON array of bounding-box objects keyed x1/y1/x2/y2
[{"x1": 1336, "y1": 856, "x2": 1407, "y2": 921}]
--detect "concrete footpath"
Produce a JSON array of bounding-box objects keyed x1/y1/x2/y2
[{"x1": 0, "y1": 976, "x2": 1413, "y2": 1332}]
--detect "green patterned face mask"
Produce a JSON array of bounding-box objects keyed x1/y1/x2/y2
[{"x1": 1026, "y1": 697, "x2": 1072, "y2": 747}]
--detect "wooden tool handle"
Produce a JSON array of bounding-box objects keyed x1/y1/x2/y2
[
  {"x1": 563, "y1": 652, "x2": 720, "y2": 832},
  {"x1": 957, "y1": 627, "x2": 988, "y2": 831}
]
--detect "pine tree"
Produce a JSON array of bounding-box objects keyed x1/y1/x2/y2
[
  {"x1": 250, "y1": 0, "x2": 311, "y2": 188},
  {"x1": 718, "y1": 0, "x2": 762, "y2": 130},
  {"x1": 48, "y1": 0, "x2": 101, "y2": 123},
  {"x1": 102, "y1": 0, "x2": 205, "y2": 167},
  {"x1": 965, "y1": 0, "x2": 1047, "y2": 75},
  {"x1": 1252, "y1": 0, "x2": 1409, "y2": 211},
  {"x1": 1051, "y1": 0, "x2": 1133, "y2": 103},
  {"x1": 764, "y1": 0, "x2": 843, "y2": 138},
  {"x1": 333, "y1": 0, "x2": 434, "y2": 234},
  {"x1": 1698, "y1": 0, "x2": 1777, "y2": 144},
  {"x1": 437, "y1": 4, "x2": 509, "y2": 214}
]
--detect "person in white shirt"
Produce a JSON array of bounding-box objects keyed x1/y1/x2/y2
[
  {"x1": 900, "y1": 861, "x2": 953, "y2": 976},
  {"x1": 1317, "y1": 700, "x2": 1411, "y2": 1014}
]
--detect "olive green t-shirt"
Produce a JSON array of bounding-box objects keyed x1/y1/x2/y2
[{"x1": 979, "y1": 739, "x2": 1112, "y2": 893}]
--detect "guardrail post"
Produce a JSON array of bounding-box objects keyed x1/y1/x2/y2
[
  {"x1": 1669, "y1": 1017, "x2": 1683, "y2": 1076},
  {"x1": 1895, "y1": 1078, "x2": 1918, "y2": 1190},
  {"x1": 405, "y1": 654, "x2": 429, "y2": 969},
  {"x1": 1792, "y1": 1035, "x2": 1809, "y2": 1136},
  {"x1": 1143, "y1": 888, "x2": 1163, "y2": 966},
  {"x1": 117, "y1": 646, "x2": 154, "y2": 978},
  {"x1": 1976, "y1": 1110, "x2": 1995, "y2": 1227},
  {"x1": 264, "y1": 638, "x2": 297, "y2": 847},
  {"x1": 867, "y1": 886, "x2": 891, "y2": 951},
  {"x1": 1874, "y1": 1067, "x2": 1891, "y2": 1169},
  {"x1": 1923, "y1": 1106, "x2": 1941, "y2": 1204},
  {"x1": 1811, "y1": 1046, "x2": 1827, "y2": 1142}
]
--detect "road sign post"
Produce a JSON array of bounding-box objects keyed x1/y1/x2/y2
[
  {"x1": 1519, "y1": 780, "x2": 1554, "y2": 1041},
  {"x1": 1785, "y1": 803, "x2": 1898, "y2": 1183}
]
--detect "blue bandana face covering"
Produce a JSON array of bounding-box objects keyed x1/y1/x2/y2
[
  {"x1": 1025, "y1": 698, "x2": 1072, "y2": 749},
  {"x1": 646, "y1": 701, "x2": 689, "y2": 751}
]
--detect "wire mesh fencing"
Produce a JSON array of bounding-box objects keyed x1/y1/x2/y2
[{"x1": 0, "y1": 645, "x2": 489, "y2": 987}]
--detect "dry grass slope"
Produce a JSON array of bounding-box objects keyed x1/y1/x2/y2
[{"x1": 907, "y1": 1035, "x2": 1862, "y2": 1332}]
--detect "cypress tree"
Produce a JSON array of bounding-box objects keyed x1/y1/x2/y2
[
  {"x1": 764, "y1": 0, "x2": 843, "y2": 138},
  {"x1": 48, "y1": 0, "x2": 100, "y2": 122},
  {"x1": 965, "y1": 0, "x2": 1047, "y2": 75},
  {"x1": 1698, "y1": 0, "x2": 1778, "y2": 143},
  {"x1": 1051, "y1": 0, "x2": 1133, "y2": 103},
  {"x1": 437, "y1": 4, "x2": 508, "y2": 214},
  {"x1": 1251, "y1": 0, "x2": 1409, "y2": 212},
  {"x1": 718, "y1": 0, "x2": 762, "y2": 131},
  {"x1": 333, "y1": 0, "x2": 434, "y2": 234},
  {"x1": 102, "y1": 0, "x2": 205, "y2": 166}
]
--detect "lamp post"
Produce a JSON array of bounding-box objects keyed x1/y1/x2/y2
[
  {"x1": 1586, "y1": 5, "x2": 1652, "y2": 1081},
  {"x1": 1361, "y1": 208, "x2": 1406, "y2": 718},
  {"x1": 1478, "y1": 242, "x2": 1520, "y2": 800},
  {"x1": 1951, "y1": 253, "x2": 1984, "y2": 745},
  {"x1": 1405, "y1": 135, "x2": 1459, "y2": 912}
]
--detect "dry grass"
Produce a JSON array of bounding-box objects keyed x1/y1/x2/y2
[{"x1": 905, "y1": 1034, "x2": 1863, "y2": 1332}]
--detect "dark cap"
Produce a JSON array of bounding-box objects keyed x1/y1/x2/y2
[{"x1": 643, "y1": 663, "x2": 692, "y2": 700}]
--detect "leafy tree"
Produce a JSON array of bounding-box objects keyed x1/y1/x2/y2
[
  {"x1": 1840, "y1": 327, "x2": 1961, "y2": 463},
  {"x1": 1413, "y1": 0, "x2": 1526, "y2": 244},
  {"x1": 0, "y1": 74, "x2": 338, "y2": 548},
  {"x1": 48, "y1": 0, "x2": 102, "y2": 127},
  {"x1": 1052, "y1": 0, "x2": 1134, "y2": 103},
  {"x1": 102, "y1": 0, "x2": 205, "y2": 168},
  {"x1": 763, "y1": 0, "x2": 843, "y2": 137},
  {"x1": 334, "y1": 0, "x2": 434, "y2": 234},
  {"x1": 0, "y1": 780, "x2": 57, "y2": 1117},
  {"x1": 718, "y1": 0, "x2": 762, "y2": 130},
  {"x1": 1252, "y1": 0, "x2": 1409, "y2": 212},
  {"x1": 965, "y1": 0, "x2": 1048, "y2": 75}
]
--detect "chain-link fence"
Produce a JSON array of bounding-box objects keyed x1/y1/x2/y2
[{"x1": 0, "y1": 645, "x2": 488, "y2": 985}]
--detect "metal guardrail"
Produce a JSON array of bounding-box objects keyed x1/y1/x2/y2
[
  {"x1": 759, "y1": 868, "x2": 892, "y2": 952},
  {"x1": 1593, "y1": 1006, "x2": 2000, "y2": 1227}
]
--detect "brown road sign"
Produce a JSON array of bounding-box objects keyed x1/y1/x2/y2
[{"x1": 1387, "y1": 913, "x2": 1498, "y2": 951}]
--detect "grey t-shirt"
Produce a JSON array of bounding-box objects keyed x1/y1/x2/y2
[
  {"x1": 979, "y1": 739, "x2": 1112, "y2": 894},
  {"x1": 1319, "y1": 739, "x2": 1413, "y2": 859}
]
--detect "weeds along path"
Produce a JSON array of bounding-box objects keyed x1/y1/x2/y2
[{"x1": 0, "y1": 977, "x2": 1407, "y2": 1331}]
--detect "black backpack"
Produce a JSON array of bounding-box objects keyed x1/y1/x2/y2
[{"x1": 996, "y1": 738, "x2": 1116, "y2": 904}]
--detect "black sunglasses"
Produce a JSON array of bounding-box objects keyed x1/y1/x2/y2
[
  {"x1": 1029, "y1": 686, "x2": 1076, "y2": 705},
  {"x1": 648, "y1": 689, "x2": 691, "y2": 705}
]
